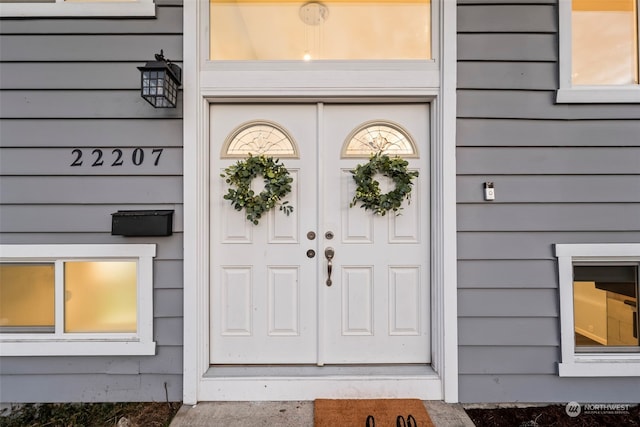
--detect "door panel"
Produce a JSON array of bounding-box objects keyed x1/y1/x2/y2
[
  {"x1": 210, "y1": 104, "x2": 318, "y2": 364},
  {"x1": 321, "y1": 104, "x2": 430, "y2": 364},
  {"x1": 210, "y1": 103, "x2": 430, "y2": 365}
]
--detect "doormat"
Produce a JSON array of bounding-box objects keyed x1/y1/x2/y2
[{"x1": 314, "y1": 399, "x2": 434, "y2": 427}]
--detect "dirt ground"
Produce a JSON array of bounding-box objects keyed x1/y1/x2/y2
[
  {"x1": 0, "y1": 402, "x2": 181, "y2": 427},
  {"x1": 465, "y1": 404, "x2": 640, "y2": 427}
]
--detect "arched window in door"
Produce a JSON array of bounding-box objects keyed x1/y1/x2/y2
[
  {"x1": 342, "y1": 121, "x2": 418, "y2": 158},
  {"x1": 222, "y1": 121, "x2": 299, "y2": 158}
]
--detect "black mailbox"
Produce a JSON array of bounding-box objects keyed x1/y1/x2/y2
[{"x1": 111, "y1": 210, "x2": 174, "y2": 237}]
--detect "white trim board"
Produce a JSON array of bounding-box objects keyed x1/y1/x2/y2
[
  {"x1": 182, "y1": 0, "x2": 458, "y2": 404},
  {"x1": 0, "y1": 0, "x2": 155, "y2": 17},
  {"x1": 201, "y1": 366, "x2": 442, "y2": 401}
]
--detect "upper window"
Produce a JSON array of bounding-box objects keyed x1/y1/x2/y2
[
  {"x1": 558, "y1": 0, "x2": 640, "y2": 103},
  {"x1": 209, "y1": 0, "x2": 431, "y2": 61},
  {"x1": 0, "y1": 0, "x2": 155, "y2": 17},
  {"x1": 556, "y1": 244, "x2": 640, "y2": 377},
  {"x1": 0, "y1": 244, "x2": 156, "y2": 356}
]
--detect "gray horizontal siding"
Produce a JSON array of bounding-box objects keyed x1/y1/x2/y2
[
  {"x1": 458, "y1": 260, "x2": 558, "y2": 288},
  {"x1": 0, "y1": 346, "x2": 182, "y2": 376},
  {"x1": 459, "y1": 231, "x2": 640, "y2": 260},
  {"x1": 0, "y1": 91, "x2": 182, "y2": 118},
  {"x1": 458, "y1": 204, "x2": 640, "y2": 231},
  {"x1": 458, "y1": 5, "x2": 556, "y2": 33},
  {"x1": 0, "y1": 119, "x2": 182, "y2": 148},
  {"x1": 459, "y1": 318, "x2": 559, "y2": 346},
  {"x1": 154, "y1": 317, "x2": 182, "y2": 346},
  {"x1": 0, "y1": 177, "x2": 182, "y2": 203},
  {"x1": 1, "y1": 63, "x2": 159, "y2": 90},
  {"x1": 0, "y1": 6, "x2": 182, "y2": 34},
  {"x1": 0, "y1": 35, "x2": 182, "y2": 61},
  {"x1": 154, "y1": 260, "x2": 183, "y2": 288},
  {"x1": 0, "y1": 148, "x2": 183, "y2": 175},
  {"x1": 0, "y1": 205, "x2": 184, "y2": 233},
  {"x1": 459, "y1": 346, "x2": 559, "y2": 375},
  {"x1": 459, "y1": 375, "x2": 640, "y2": 404},
  {"x1": 0, "y1": 374, "x2": 182, "y2": 402},
  {"x1": 155, "y1": 289, "x2": 183, "y2": 318},
  {"x1": 458, "y1": 119, "x2": 640, "y2": 147},
  {"x1": 459, "y1": 289, "x2": 558, "y2": 317},
  {"x1": 0, "y1": 3, "x2": 184, "y2": 404},
  {"x1": 457, "y1": 147, "x2": 640, "y2": 174},
  {"x1": 458, "y1": 90, "x2": 640, "y2": 119},
  {"x1": 457, "y1": 176, "x2": 640, "y2": 203},
  {"x1": 458, "y1": 34, "x2": 557, "y2": 61},
  {"x1": 457, "y1": 1, "x2": 640, "y2": 403},
  {"x1": 458, "y1": 62, "x2": 557, "y2": 90}
]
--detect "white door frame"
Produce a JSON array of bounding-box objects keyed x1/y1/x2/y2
[{"x1": 182, "y1": 0, "x2": 458, "y2": 404}]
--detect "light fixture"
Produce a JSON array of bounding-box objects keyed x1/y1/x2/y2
[
  {"x1": 138, "y1": 50, "x2": 181, "y2": 108},
  {"x1": 300, "y1": 2, "x2": 328, "y2": 61}
]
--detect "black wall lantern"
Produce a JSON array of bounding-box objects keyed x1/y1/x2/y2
[{"x1": 138, "y1": 50, "x2": 181, "y2": 108}]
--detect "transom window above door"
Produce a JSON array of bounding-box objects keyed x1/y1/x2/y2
[{"x1": 209, "y1": 0, "x2": 432, "y2": 60}]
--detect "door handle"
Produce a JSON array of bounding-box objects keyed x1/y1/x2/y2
[{"x1": 325, "y1": 247, "x2": 335, "y2": 287}]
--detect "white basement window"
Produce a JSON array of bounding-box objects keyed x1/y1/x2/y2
[
  {"x1": 0, "y1": 0, "x2": 155, "y2": 18},
  {"x1": 557, "y1": 0, "x2": 640, "y2": 103},
  {"x1": 555, "y1": 243, "x2": 640, "y2": 376},
  {"x1": 0, "y1": 244, "x2": 156, "y2": 356}
]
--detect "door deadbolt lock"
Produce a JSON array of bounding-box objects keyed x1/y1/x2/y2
[
  {"x1": 306, "y1": 249, "x2": 316, "y2": 258},
  {"x1": 325, "y1": 231, "x2": 334, "y2": 240},
  {"x1": 307, "y1": 231, "x2": 316, "y2": 240}
]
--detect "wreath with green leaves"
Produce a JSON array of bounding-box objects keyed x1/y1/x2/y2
[
  {"x1": 221, "y1": 154, "x2": 294, "y2": 225},
  {"x1": 350, "y1": 152, "x2": 419, "y2": 216}
]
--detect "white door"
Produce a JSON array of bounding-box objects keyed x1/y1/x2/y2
[{"x1": 210, "y1": 103, "x2": 430, "y2": 365}]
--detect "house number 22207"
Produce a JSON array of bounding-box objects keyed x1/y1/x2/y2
[{"x1": 70, "y1": 148, "x2": 163, "y2": 167}]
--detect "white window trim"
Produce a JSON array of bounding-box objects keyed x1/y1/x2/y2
[
  {"x1": 0, "y1": 0, "x2": 155, "y2": 18},
  {"x1": 555, "y1": 243, "x2": 640, "y2": 377},
  {"x1": 557, "y1": 0, "x2": 640, "y2": 103},
  {"x1": 0, "y1": 244, "x2": 156, "y2": 356}
]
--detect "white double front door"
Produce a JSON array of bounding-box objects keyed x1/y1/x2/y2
[{"x1": 210, "y1": 103, "x2": 430, "y2": 365}]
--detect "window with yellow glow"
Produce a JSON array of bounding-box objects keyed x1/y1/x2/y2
[
  {"x1": 0, "y1": 244, "x2": 155, "y2": 356},
  {"x1": 64, "y1": 261, "x2": 137, "y2": 333},
  {"x1": 572, "y1": 0, "x2": 639, "y2": 85},
  {"x1": 209, "y1": 0, "x2": 431, "y2": 61},
  {"x1": 0, "y1": 264, "x2": 55, "y2": 332},
  {"x1": 0, "y1": 261, "x2": 138, "y2": 334}
]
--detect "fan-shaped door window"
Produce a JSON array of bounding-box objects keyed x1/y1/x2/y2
[
  {"x1": 342, "y1": 121, "x2": 418, "y2": 158},
  {"x1": 222, "y1": 121, "x2": 299, "y2": 158}
]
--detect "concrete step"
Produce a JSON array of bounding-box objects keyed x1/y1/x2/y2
[{"x1": 170, "y1": 401, "x2": 476, "y2": 427}]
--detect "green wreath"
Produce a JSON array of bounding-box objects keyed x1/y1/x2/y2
[
  {"x1": 221, "y1": 154, "x2": 294, "y2": 225},
  {"x1": 350, "y1": 152, "x2": 419, "y2": 216}
]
